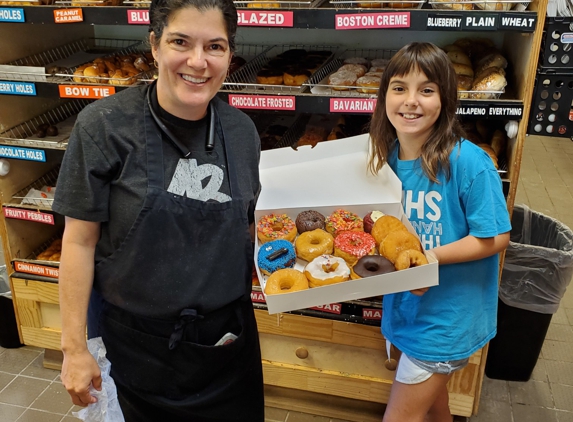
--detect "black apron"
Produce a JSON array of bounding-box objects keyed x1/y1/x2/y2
[{"x1": 87, "y1": 93, "x2": 264, "y2": 422}]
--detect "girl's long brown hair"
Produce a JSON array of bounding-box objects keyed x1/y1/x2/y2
[{"x1": 368, "y1": 42, "x2": 465, "y2": 183}]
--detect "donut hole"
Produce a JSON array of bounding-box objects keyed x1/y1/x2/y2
[
  {"x1": 272, "y1": 222, "x2": 284, "y2": 231},
  {"x1": 279, "y1": 280, "x2": 293, "y2": 291},
  {"x1": 365, "y1": 264, "x2": 380, "y2": 272},
  {"x1": 310, "y1": 239, "x2": 320, "y2": 245}
]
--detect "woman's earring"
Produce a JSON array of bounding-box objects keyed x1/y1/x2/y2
[{"x1": 154, "y1": 60, "x2": 159, "y2": 68}]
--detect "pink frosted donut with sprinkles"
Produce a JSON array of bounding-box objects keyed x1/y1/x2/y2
[
  {"x1": 325, "y1": 209, "x2": 364, "y2": 237},
  {"x1": 257, "y1": 213, "x2": 297, "y2": 244}
]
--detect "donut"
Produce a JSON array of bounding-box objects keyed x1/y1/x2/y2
[
  {"x1": 334, "y1": 231, "x2": 376, "y2": 266},
  {"x1": 257, "y1": 239, "x2": 297, "y2": 275},
  {"x1": 325, "y1": 209, "x2": 363, "y2": 237},
  {"x1": 256, "y1": 68, "x2": 283, "y2": 85},
  {"x1": 371, "y1": 58, "x2": 390, "y2": 68},
  {"x1": 304, "y1": 255, "x2": 350, "y2": 288},
  {"x1": 351, "y1": 255, "x2": 395, "y2": 279},
  {"x1": 264, "y1": 269, "x2": 309, "y2": 295},
  {"x1": 394, "y1": 249, "x2": 428, "y2": 271},
  {"x1": 380, "y1": 230, "x2": 423, "y2": 264},
  {"x1": 283, "y1": 67, "x2": 312, "y2": 86},
  {"x1": 356, "y1": 75, "x2": 381, "y2": 94},
  {"x1": 363, "y1": 211, "x2": 384, "y2": 233},
  {"x1": 343, "y1": 57, "x2": 370, "y2": 67},
  {"x1": 328, "y1": 70, "x2": 358, "y2": 91},
  {"x1": 295, "y1": 210, "x2": 326, "y2": 233},
  {"x1": 371, "y1": 215, "x2": 409, "y2": 245},
  {"x1": 295, "y1": 229, "x2": 334, "y2": 262},
  {"x1": 252, "y1": 267, "x2": 260, "y2": 286},
  {"x1": 339, "y1": 63, "x2": 367, "y2": 78},
  {"x1": 257, "y1": 214, "x2": 297, "y2": 244}
]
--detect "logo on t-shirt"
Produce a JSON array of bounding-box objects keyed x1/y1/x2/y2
[
  {"x1": 167, "y1": 158, "x2": 231, "y2": 202},
  {"x1": 403, "y1": 189, "x2": 442, "y2": 249}
]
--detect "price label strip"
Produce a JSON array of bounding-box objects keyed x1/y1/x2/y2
[
  {"x1": 0, "y1": 8, "x2": 24, "y2": 22},
  {"x1": 0, "y1": 81, "x2": 36, "y2": 96}
]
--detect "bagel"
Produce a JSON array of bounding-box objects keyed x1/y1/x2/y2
[
  {"x1": 452, "y1": 63, "x2": 474, "y2": 78},
  {"x1": 447, "y1": 51, "x2": 472, "y2": 67}
]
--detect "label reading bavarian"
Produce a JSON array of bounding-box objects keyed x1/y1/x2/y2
[
  {"x1": 237, "y1": 10, "x2": 293, "y2": 27},
  {"x1": 330, "y1": 98, "x2": 376, "y2": 113},
  {"x1": 127, "y1": 9, "x2": 150, "y2": 24},
  {"x1": 426, "y1": 14, "x2": 462, "y2": 30},
  {"x1": 0, "y1": 81, "x2": 36, "y2": 96},
  {"x1": 228, "y1": 94, "x2": 295, "y2": 110},
  {"x1": 499, "y1": 13, "x2": 536, "y2": 31},
  {"x1": 362, "y1": 308, "x2": 382, "y2": 320},
  {"x1": 462, "y1": 13, "x2": 497, "y2": 30},
  {"x1": 335, "y1": 12, "x2": 410, "y2": 30},
  {"x1": 0, "y1": 8, "x2": 24, "y2": 22},
  {"x1": 54, "y1": 8, "x2": 83, "y2": 23},
  {"x1": 59, "y1": 85, "x2": 115, "y2": 99},
  {"x1": 309, "y1": 303, "x2": 342, "y2": 314},
  {"x1": 4, "y1": 208, "x2": 55, "y2": 225},
  {"x1": 0, "y1": 145, "x2": 45, "y2": 161}
]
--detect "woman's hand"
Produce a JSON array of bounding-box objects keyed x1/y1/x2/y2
[
  {"x1": 61, "y1": 348, "x2": 102, "y2": 407},
  {"x1": 409, "y1": 249, "x2": 437, "y2": 296}
]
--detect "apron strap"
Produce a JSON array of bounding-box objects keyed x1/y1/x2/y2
[{"x1": 169, "y1": 308, "x2": 204, "y2": 350}]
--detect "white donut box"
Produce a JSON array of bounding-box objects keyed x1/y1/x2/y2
[{"x1": 255, "y1": 134, "x2": 439, "y2": 315}]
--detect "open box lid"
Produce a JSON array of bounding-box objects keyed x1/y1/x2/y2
[{"x1": 257, "y1": 134, "x2": 402, "y2": 214}]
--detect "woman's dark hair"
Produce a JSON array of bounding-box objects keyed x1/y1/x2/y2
[
  {"x1": 368, "y1": 42, "x2": 465, "y2": 183},
  {"x1": 149, "y1": 0, "x2": 238, "y2": 52}
]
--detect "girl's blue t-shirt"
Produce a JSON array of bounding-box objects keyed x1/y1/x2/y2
[{"x1": 382, "y1": 139, "x2": 512, "y2": 361}]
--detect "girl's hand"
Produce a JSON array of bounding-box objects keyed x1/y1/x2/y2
[{"x1": 408, "y1": 249, "x2": 437, "y2": 296}]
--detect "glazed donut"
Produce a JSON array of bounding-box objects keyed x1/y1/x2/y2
[
  {"x1": 339, "y1": 64, "x2": 367, "y2": 78},
  {"x1": 380, "y1": 230, "x2": 423, "y2": 264},
  {"x1": 257, "y1": 214, "x2": 297, "y2": 244},
  {"x1": 328, "y1": 70, "x2": 358, "y2": 91},
  {"x1": 371, "y1": 214, "x2": 408, "y2": 245},
  {"x1": 295, "y1": 229, "x2": 334, "y2": 262},
  {"x1": 325, "y1": 209, "x2": 363, "y2": 237},
  {"x1": 363, "y1": 211, "x2": 384, "y2": 233},
  {"x1": 394, "y1": 249, "x2": 428, "y2": 271},
  {"x1": 304, "y1": 255, "x2": 350, "y2": 288},
  {"x1": 334, "y1": 231, "x2": 376, "y2": 266},
  {"x1": 264, "y1": 269, "x2": 309, "y2": 295},
  {"x1": 257, "y1": 239, "x2": 297, "y2": 275},
  {"x1": 351, "y1": 255, "x2": 395, "y2": 279},
  {"x1": 356, "y1": 75, "x2": 381, "y2": 94},
  {"x1": 295, "y1": 210, "x2": 326, "y2": 233}
]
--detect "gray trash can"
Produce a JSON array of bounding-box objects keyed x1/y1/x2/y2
[
  {"x1": 0, "y1": 265, "x2": 23, "y2": 348},
  {"x1": 486, "y1": 204, "x2": 573, "y2": 381}
]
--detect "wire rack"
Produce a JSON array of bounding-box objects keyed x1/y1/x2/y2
[
  {"x1": 329, "y1": 0, "x2": 425, "y2": 8},
  {"x1": 0, "y1": 100, "x2": 90, "y2": 150},
  {"x1": 460, "y1": 88, "x2": 505, "y2": 100},
  {"x1": 0, "y1": 38, "x2": 145, "y2": 84},
  {"x1": 305, "y1": 48, "x2": 395, "y2": 97},
  {"x1": 427, "y1": 0, "x2": 530, "y2": 10},
  {"x1": 222, "y1": 44, "x2": 339, "y2": 94},
  {"x1": 15, "y1": 234, "x2": 63, "y2": 265},
  {"x1": 122, "y1": 0, "x2": 151, "y2": 6},
  {"x1": 276, "y1": 114, "x2": 310, "y2": 149},
  {"x1": 10, "y1": 166, "x2": 60, "y2": 210},
  {"x1": 234, "y1": 0, "x2": 325, "y2": 9}
]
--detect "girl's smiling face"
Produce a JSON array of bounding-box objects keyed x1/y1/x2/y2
[
  {"x1": 385, "y1": 69, "x2": 441, "y2": 145},
  {"x1": 151, "y1": 6, "x2": 231, "y2": 120}
]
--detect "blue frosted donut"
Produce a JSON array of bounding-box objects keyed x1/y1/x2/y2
[{"x1": 258, "y1": 239, "x2": 296, "y2": 276}]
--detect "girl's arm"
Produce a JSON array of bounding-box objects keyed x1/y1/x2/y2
[{"x1": 431, "y1": 232, "x2": 510, "y2": 265}]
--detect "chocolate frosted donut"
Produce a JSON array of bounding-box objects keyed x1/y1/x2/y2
[
  {"x1": 295, "y1": 210, "x2": 325, "y2": 233},
  {"x1": 352, "y1": 255, "x2": 395, "y2": 279}
]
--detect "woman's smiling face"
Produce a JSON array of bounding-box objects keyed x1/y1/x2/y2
[{"x1": 151, "y1": 6, "x2": 231, "y2": 120}]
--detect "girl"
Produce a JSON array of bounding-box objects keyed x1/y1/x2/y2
[{"x1": 369, "y1": 42, "x2": 511, "y2": 422}]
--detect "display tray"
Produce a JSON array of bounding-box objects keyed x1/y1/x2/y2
[
  {"x1": 222, "y1": 44, "x2": 339, "y2": 94},
  {"x1": 0, "y1": 101, "x2": 88, "y2": 150},
  {"x1": 0, "y1": 38, "x2": 145, "y2": 85},
  {"x1": 6, "y1": 166, "x2": 59, "y2": 211}
]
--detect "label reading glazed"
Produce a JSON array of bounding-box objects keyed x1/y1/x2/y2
[
  {"x1": 310, "y1": 303, "x2": 342, "y2": 314},
  {"x1": 330, "y1": 98, "x2": 376, "y2": 113},
  {"x1": 228, "y1": 94, "x2": 296, "y2": 110},
  {"x1": 0, "y1": 146, "x2": 45, "y2": 161},
  {"x1": 426, "y1": 14, "x2": 462, "y2": 30},
  {"x1": 127, "y1": 9, "x2": 150, "y2": 24},
  {"x1": 59, "y1": 85, "x2": 116, "y2": 99},
  {"x1": 4, "y1": 208, "x2": 55, "y2": 225},
  {"x1": 463, "y1": 13, "x2": 497, "y2": 30},
  {"x1": 335, "y1": 12, "x2": 410, "y2": 30},
  {"x1": 0, "y1": 81, "x2": 36, "y2": 96},
  {"x1": 54, "y1": 8, "x2": 83, "y2": 23},
  {"x1": 363, "y1": 308, "x2": 382, "y2": 320},
  {"x1": 0, "y1": 8, "x2": 24, "y2": 22},
  {"x1": 237, "y1": 11, "x2": 293, "y2": 27},
  {"x1": 499, "y1": 13, "x2": 535, "y2": 30}
]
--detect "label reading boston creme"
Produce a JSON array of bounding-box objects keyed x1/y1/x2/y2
[
  {"x1": 335, "y1": 12, "x2": 410, "y2": 29},
  {"x1": 0, "y1": 8, "x2": 24, "y2": 22}
]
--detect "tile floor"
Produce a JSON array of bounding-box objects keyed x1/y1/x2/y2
[{"x1": 1, "y1": 135, "x2": 573, "y2": 422}]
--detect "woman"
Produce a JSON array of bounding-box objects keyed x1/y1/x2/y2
[{"x1": 53, "y1": 0, "x2": 264, "y2": 420}]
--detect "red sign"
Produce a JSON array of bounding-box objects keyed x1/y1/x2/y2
[
  {"x1": 59, "y1": 85, "x2": 115, "y2": 99},
  {"x1": 4, "y1": 208, "x2": 54, "y2": 225},
  {"x1": 330, "y1": 98, "x2": 376, "y2": 113},
  {"x1": 229, "y1": 94, "x2": 296, "y2": 110},
  {"x1": 127, "y1": 9, "x2": 149, "y2": 25},
  {"x1": 14, "y1": 261, "x2": 59, "y2": 279},
  {"x1": 237, "y1": 11, "x2": 293, "y2": 27},
  {"x1": 335, "y1": 12, "x2": 410, "y2": 30},
  {"x1": 54, "y1": 8, "x2": 83, "y2": 24},
  {"x1": 362, "y1": 308, "x2": 382, "y2": 320},
  {"x1": 251, "y1": 291, "x2": 266, "y2": 304},
  {"x1": 309, "y1": 303, "x2": 342, "y2": 315}
]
